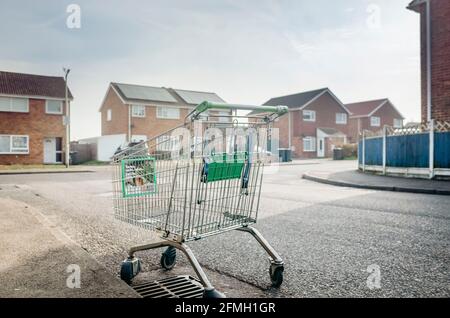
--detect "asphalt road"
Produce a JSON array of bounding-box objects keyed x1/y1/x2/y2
[{"x1": 0, "y1": 160, "x2": 448, "y2": 297}]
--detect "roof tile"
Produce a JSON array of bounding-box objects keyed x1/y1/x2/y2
[
  {"x1": 111, "y1": 82, "x2": 225, "y2": 106},
  {"x1": 263, "y1": 88, "x2": 328, "y2": 108},
  {"x1": 0, "y1": 71, "x2": 73, "y2": 99},
  {"x1": 345, "y1": 99, "x2": 388, "y2": 117}
]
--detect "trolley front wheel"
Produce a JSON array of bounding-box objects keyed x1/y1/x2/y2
[
  {"x1": 269, "y1": 264, "x2": 284, "y2": 288},
  {"x1": 120, "y1": 257, "x2": 141, "y2": 284},
  {"x1": 161, "y1": 246, "x2": 177, "y2": 270}
]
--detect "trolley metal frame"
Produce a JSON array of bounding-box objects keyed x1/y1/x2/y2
[{"x1": 112, "y1": 102, "x2": 288, "y2": 297}]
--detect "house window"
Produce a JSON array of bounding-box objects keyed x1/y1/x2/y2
[
  {"x1": 303, "y1": 137, "x2": 316, "y2": 152},
  {"x1": 131, "y1": 105, "x2": 146, "y2": 117},
  {"x1": 157, "y1": 107, "x2": 180, "y2": 120},
  {"x1": 46, "y1": 100, "x2": 63, "y2": 114},
  {"x1": 303, "y1": 110, "x2": 316, "y2": 122},
  {"x1": 336, "y1": 113, "x2": 347, "y2": 124},
  {"x1": 0, "y1": 135, "x2": 29, "y2": 154},
  {"x1": 0, "y1": 97, "x2": 29, "y2": 113},
  {"x1": 393, "y1": 118, "x2": 403, "y2": 128},
  {"x1": 370, "y1": 116, "x2": 381, "y2": 127},
  {"x1": 107, "y1": 109, "x2": 112, "y2": 121}
]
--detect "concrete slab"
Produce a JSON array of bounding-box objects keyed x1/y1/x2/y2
[{"x1": 0, "y1": 198, "x2": 138, "y2": 298}]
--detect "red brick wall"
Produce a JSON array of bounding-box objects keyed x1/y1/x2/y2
[
  {"x1": 326, "y1": 137, "x2": 346, "y2": 157},
  {"x1": 417, "y1": 0, "x2": 450, "y2": 122},
  {"x1": 101, "y1": 87, "x2": 129, "y2": 137},
  {"x1": 348, "y1": 117, "x2": 361, "y2": 141},
  {"x1": 100, "y1": 88, "x2": 192, "y2": 141},
  {"x1": 272, "y1": 92, "x2": 352, "y2": 158},
  {"x1": 272, "y1": 114, "x2": 290, "y2": 149},
  {"x1": 371, "y1": 102, "x2": 403, "y2": 128},
  {"x1": 0, "y1": 99, "x2": 66, "y2": 165},
  {"x1": 130, "y1": 106, "x2": 191, "y2": 140},
  {"x1": 295, "y1": 93, "x2": 350, "y2": 158},
  {"x1": 348, "y1": 101, "x2": 404, "y2": 140}
]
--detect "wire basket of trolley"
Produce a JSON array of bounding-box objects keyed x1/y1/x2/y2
[{"x1": 112, "y1": 101, "x2": 288, "y2": 298}]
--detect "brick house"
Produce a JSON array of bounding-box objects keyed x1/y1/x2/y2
[
  {"x1": 100, "y1": 82, "x2": 226, "y2": 142},
  {"x1": 0, "y1": 71, "x2": 72, "y2": 165},
  {"x1": 261, "y1": 88, "x2": 352, "y2": 159},
  {"x1": 408, "y1": 0, "x2": 450, "y2": 122},
  {"x1": 346, "y1": 99, "x2": 405, "y2": 141}
]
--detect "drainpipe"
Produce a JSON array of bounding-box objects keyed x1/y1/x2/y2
[
  {"x1": 425, "y1": 0, "x2": 432, "y2": 122},
  {"x1": 357, "y1": 118, "x2": 361, "y2": 142},
  {"x1": 288, "y1": 111, "x2": 292, "y2": 149},
  {"x1": 63, "y1": 68, "x2": 71, "y2": 168},
  {"x1": 128, "y1": 104, "x2": 132, "y2": 143},
  {"x1": 425, "y1": 0, "x2": 433, "y2": 179}
]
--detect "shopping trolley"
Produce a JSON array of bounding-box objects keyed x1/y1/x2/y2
[{"x1": 112, "y1": 102, "x2": 288, "y2": 298}]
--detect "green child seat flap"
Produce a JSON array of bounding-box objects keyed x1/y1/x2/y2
[{"x1": 201, "y1": 152, "x2": 248, "y2": 182}]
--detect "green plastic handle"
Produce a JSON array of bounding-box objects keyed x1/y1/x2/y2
[{"x1": 194, "y1": 101, "x2": 288, "y2": 116}]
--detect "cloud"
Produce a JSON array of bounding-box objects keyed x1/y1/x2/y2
[
  {"x1": 284, "y1": 32, "x2": 318, "y2": 57},
  {"x1": 0, "y1": 0, "x2": 421, "y2": 139}
]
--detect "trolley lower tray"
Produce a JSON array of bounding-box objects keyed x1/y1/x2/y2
[{"x1": 132, "y1": 275, "x2": 204, "y2": 298}]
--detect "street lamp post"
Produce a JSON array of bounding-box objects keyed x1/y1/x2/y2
[{"x1": 63, "y1": 68, "x2": 71, "y2": 168}]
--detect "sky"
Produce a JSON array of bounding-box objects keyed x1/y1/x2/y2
[{"x1": 0, "y1": 0, "x2": 421, "y2": 140}]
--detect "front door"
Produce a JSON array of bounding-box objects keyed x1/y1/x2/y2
[
  {"x1": 44, "y1": 138, "x2": 56, "y2": 164},
  {"x1": 317, "y1": 137, "x2": 325, "y2": 158}
]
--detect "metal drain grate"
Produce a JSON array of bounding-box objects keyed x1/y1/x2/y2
[{"x1": 132, "y1": 275, "x2": 204, "y2": 298}]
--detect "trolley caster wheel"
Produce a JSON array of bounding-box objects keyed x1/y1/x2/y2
[
  {"x1": 203, "y1": 288, "x2": 226, "y2": 298},
  {"x1": 269, "y1": 264, "x2": 284, "y2": 288},
  {"x1": 120, "y1": 257, "x2": 141, "y2": 284},
  {"x1": 160, "y1": 246, "x2": 177, "y2": 270}
]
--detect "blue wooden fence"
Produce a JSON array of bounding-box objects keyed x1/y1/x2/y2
[
  {"x1": 363, "y1": 137, "x2": 383, "y2": 166},
  {"x1": 435, "y1": 132, "x2": 450, "y2": 168},
  {"x1": 386, "y1": 133, "x2": 429, "y2": 168},
  {"x1": 358, "y1": 131, "x2": 450, "y2": 169}
]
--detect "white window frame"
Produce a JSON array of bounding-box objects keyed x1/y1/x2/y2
[
  {"x1": 131, "y1": 105, "x2": 146, "y2": 118},
  {"x1": 0, "y1": 97, "x2": 29, "y2": 113},
  {"x1": 336, "y1": 113, "x2": 348, "y2": 125},
  {"x1": 303, "y1": 136, "x2": 316, "y2": 152},
  {"x1": 157, "y1": 107, "x2": 180, "y2": 120},
  {"x1": 0, "y1": 135, "x2": 29, "y2": 155},
  {"x1": 107, "y1": 109, "x2": 112, "y2": 121},
  {"x1": 370, "y1": 116, "x2": 381, "y2": 127},
  {"x1": 45, "y1": 100, "x2": 63, "y2": 115},
  {"x1": 393, "y1": 118, "x2": 403, "y2": 128},
  {"x1": 303, "y1": 110, "x2": 316, "y2": 122}
]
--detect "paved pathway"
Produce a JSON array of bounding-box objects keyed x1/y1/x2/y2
[
  {"x1": 0, "y1": 197, "x2": 138, "y2": 298},
  {"x1": 304, "y1": 169, "x2": 450, "y2": 195}
]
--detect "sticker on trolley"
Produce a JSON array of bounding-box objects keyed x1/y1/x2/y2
[{"x1": 121, "y1": 157, "x2": 157, "y2": 197}]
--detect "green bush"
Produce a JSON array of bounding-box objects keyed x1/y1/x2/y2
[{"x1": 342, "y1": 144, "x2": 358, "y2": 159}]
